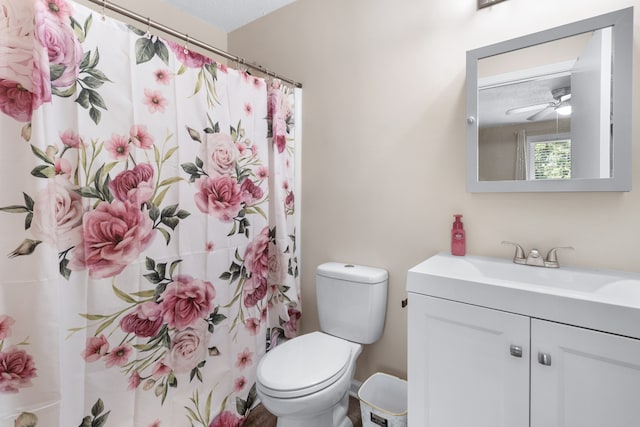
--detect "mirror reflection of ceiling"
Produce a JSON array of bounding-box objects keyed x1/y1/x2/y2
[
  {"x1": 479, "y1": 75, "x2": 572, "y2": 126},
  {"x1": 164, "y1": 0, "x2": 298, "y2": 32},
  {"x1": 477, "y1": 31, "x2": 592, "y2": 128}
]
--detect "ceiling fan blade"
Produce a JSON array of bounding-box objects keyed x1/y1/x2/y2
[
  {"x1": 505, "y1": 102, "x2": 552, "y2": 116},
  {"x1": 558, "y1": 93, "x2": 571, "y2": 103},
  {"x1": 527, "y1": 105, "x2": 555, "y2": 121}
]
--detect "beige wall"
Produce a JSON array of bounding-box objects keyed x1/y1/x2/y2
[
  {"x1": 229, "y1": 0, "x2": 640, "y2": 382},
  {"x1": 74, "y1": 0, "x2": 227, "y2": 57}
]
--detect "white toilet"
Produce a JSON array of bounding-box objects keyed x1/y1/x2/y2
[{"x1": 256, "y1": 262, "x2": 388, "y2": 427}]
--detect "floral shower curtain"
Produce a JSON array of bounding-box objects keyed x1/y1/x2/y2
[{"x1": 0, "y1": 1, "x2": 301, "y2": 426}]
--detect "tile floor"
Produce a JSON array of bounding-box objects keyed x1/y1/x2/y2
[{"x1": 244, "y1": 396, "x2": 363, "y2": 427}]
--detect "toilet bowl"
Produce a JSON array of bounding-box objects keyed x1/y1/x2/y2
[
  {"x1": 256, "y1": 262, "x2": 388, "y2": 427},
  {"x1": 256, "y1": 332, "x2": 362, "y2": 427}
]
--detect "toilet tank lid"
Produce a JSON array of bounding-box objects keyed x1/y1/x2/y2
[{"x1": 317, "y1": 262, "x2": 388, "y2": 284}]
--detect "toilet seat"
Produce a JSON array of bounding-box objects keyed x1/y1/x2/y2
[{"x1": 257, "y1": 332, "x2": 354, "y2": 399}]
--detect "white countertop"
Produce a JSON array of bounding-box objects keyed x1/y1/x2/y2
[{"x1": 407, "y1": 253, "x2": 640, "y2": 340}]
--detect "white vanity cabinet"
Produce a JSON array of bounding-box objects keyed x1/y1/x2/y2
[
  {"x1": 408, "y1": 293, "x2": 640, "y2": 427},
  {"x1": 530, "y1": 318, "x2": 640, "y2": 427},
  {"x1": 408, "y1": 293, "x2": 529, "y2": 427}
]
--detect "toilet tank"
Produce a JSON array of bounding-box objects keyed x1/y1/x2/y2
[{"x1": 316, "y1": 262, "x2": 388, "y2": 344}]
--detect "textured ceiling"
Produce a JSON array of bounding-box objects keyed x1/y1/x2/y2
[
  {"x1": 479, "y1": 75, "x2": 571, "y2": 127},
  {"x1": 164, "y1": 0, "x2": 298, "y2": 32}
]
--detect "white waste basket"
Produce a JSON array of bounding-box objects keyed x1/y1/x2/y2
[{"x1": 358, "y1": 372, "x2": 407, "y2": 427}]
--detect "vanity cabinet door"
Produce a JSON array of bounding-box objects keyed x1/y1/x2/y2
[
  {"x1": 531, "y1": 319, "x2": 640, "y2": 427},
  {"x1": 408, "y1": 294, "x2": 530, "y2": 427}
]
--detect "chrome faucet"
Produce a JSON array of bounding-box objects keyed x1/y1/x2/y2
[{"x1": 502, "y1": 241, "x2": 573, "y2": 268}]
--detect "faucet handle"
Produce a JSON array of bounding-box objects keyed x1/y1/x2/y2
[
  {"x1": 502, "y1": 241, "x2": 526, "y2": 264},
  {"x1": 544, "y1": 246, "x2": 574, "y2": 267}
]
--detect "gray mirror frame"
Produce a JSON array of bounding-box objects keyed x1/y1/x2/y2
[{"x1": 466, "y1": 7, "x2": 633, "y2": 192}]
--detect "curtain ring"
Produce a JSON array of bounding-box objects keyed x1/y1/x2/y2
[
  {"x1": 144, "y1": 17, "x2": 151, "y2": 39},
  {"x1": 183, "y1": 34, "x2": 190, "y2": 55}
]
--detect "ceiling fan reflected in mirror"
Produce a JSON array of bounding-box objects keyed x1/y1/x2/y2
[{"x1": 505, "y1": 87, "x2": 572, "y2": 121}]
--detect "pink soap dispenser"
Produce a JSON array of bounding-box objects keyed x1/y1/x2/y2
[{"x1": 451, "y1": 214, "x2": 466, "y2": 256}]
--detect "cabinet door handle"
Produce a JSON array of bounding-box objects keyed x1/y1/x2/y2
[
  {"x1": 537, "y1": 352, "x2": 552, "y2": 366},
  {"x1": 510, "y1": 345, "x2": 523, "y2": 358}
]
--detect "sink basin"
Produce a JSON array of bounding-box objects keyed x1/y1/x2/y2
[
  {"x1": 598, "y1": 280, "x2": 640, "y2": 299},
  {"x1": 416, "y1": 253, "x2": 638, "y2": 295},
  {"x1": 407, "y1": 253, "x2": 640, "y2": 340}
]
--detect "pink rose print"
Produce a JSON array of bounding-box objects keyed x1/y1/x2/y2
[
  {"x1": 240, "y1": 178, "x2": 263, "y2": 205},
  {"x1": 234, "y1": 376, "x2": 247, "y2": 392},
  {"x1": 130, "y1": 125, "x2": 154, "y2": 149},
  {"x1": 194, "y1": 175, "x2": 243, "y2": 222},
  {"x1": 0, "y1": 347, "x2": 37, "y2": 393},
  {"x1": 128, "y1": 371, "x2": 141, "y2": 390},
  {"x1": 205, "y1": 241, "x2": 215, "y2": 252},
  {"x1": 159, "y1": 275, "x2": 215, "y2": 330},
  {"x1": 243, "y1": 317, "x2": 260, "y2": 336},
  {"x1": 166, "y1": 321, "x2": 208, "y2": 374},
  {"x1": 43, "y1": 0, "x2": 74, "y2": 24},
  {"x1": 284, "y1": 190, "x2": 295, "y2": 212},
  {"x1": 106, "y1": 134, "x2": 131, "y2": 160},
  {"x1": 243, "y1": 275, "x2": 267, "y2": 309},
  {"x1": 166, "y1": 40, "x2": 213, "y2": 68},
  {"x1": 59, "y1": 129, "x2": 83, "y2": 148},
  {"x1": 244, "y1": 227, "x2": 270, "y2": 278},
  {"x1": 69, "y1": 200, "x2": 155, "y2": 279},
  {"x1": 152, "y1": 359, "x2": 171, "y2": 378},
  {"x1": 109, "y1": 163, "x2": 155, "y2": 206},
  {"x1": 273, "y1": 129, "x2": 287, "y2": 154},
  {"x1": 104, "y1": 343, "x2": 133, "y2": 368},
  {"x1": 119, "y1": 301, "x2": 163, "y2": 338},
  {"x1": 243, "y1": 102, "x2": 252, "y2": 115},
  {"x1": 0, "y1": 315, "x2": 15, "y2": 340},
  {"x1": 35, "y1": 1, "x2": 83, "y2": 88},
  {"x1": 242, "y1": 227, "x2": 270, "y2": 307},
  {"x1": 256, "y1": 166, "x2": 268, "y2": 180},
  {"x1": 235, "y1": 348, "x2": 253, "y2": 370},
  {"x1": 0, "y1": 1, "x2": 51, "y2": 120},
  {"x1": 217, "y1": 63, "x2": 228, "y2": 74},
  {"x1": 153, "y1": 69, "x2": 171, "y2": 85},
  {"x1": 268, "y1": 244, "x2": 286, "y2": 285},
  {"x1": 0, "y1": 80, "x2": 36, "y2": 122},
  {"x1": 149, "y1": 421, "x2": 161, "y2": 427},
  {"x1": 30, "y1": 176, "x2": 83, "y2": 250},
  {"x1": 268, "y1": 82, "x2": 293, "y2": 154},
  {"x1": 209, "y1": 411, "x2": 244, "y2": 427},
  {"x1": 283, "y1": 308, "x2": 301, "y2": 338},
  {"x1": 81, "y1": 334, "x2": 109, "y2": 362},
  {"x1": 200, "y1": 133, "x2": 239, "y2": 176},
  {"x1": 54, "y1": 157, "x2": 71, "y2": 177},
  {"x1": 142, "y1": 88, "x2": 168, "y2": 113}
]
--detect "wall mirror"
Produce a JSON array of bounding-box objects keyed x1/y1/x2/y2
[{"x1": 466, "y1": 8, "x2": 633, "y2": 192}]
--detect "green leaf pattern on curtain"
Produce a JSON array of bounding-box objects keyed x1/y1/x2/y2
[{"x1": 0, "y1": 0, "x2": 300, "y2": 426}]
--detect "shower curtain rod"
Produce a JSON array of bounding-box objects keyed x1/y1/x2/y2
[{"x1": 85, "y1": 0, "x2": 302, "y2": 88}]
